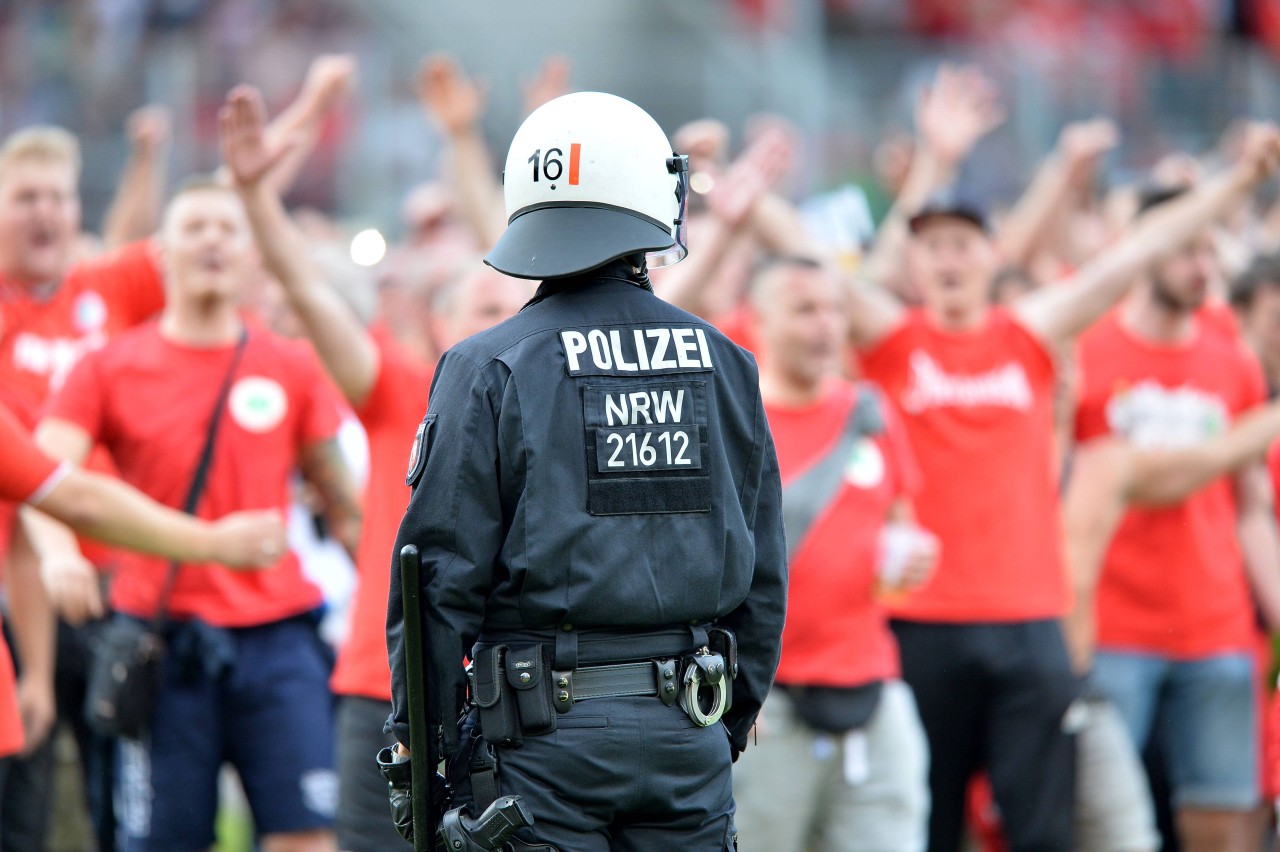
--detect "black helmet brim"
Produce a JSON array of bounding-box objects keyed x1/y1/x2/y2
[{"x1": 484, "y1": 204, "x2": 675, "y2": 280}]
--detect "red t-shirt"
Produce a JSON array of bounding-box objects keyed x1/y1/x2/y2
[
  {"x1": 0, "y1": 241, "x2": 163, "y2": 426},
  {"x1": 769, "y1": 380, "x2": 920, "y2": 688},
  {"x1": 0, "y1": 401, "x2": 70, "y2": 758},
  {"x1": 0, "y1": 241, "x2": 163, "y2": 562},
  {"x1": 46, "y1": 322, "x2": 339, "y2": 627},
  {"x1": 860, "y1": 308, "x2": 1068, "y2": 621},
  {"x1": 1075, "y1": 311, "x2": 1266, "y2": 658},
  {"x1": 330, "y1": 327, "x2": 432, "y2": 700}
]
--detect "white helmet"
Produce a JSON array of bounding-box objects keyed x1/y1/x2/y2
[{"x1": 484, "y1": 92, "x2": 689, "y2": 280}]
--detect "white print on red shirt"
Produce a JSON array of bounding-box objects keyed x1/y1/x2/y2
[
  {"x1": 12, "y1": 330, "x2": 107, "y2": 392},
  {"x1": 73, "y1": 292, "x2": 107, "y2": 332},
  {"x1": 1105, "y1": 380, "x2": 1229, "y2": 449},
  {"x1": 900, "y1": 350, "x2": 1033, "y2": 414},
  {"x1": 229, "y1": 377, "x2": 289, "y2": 433}
]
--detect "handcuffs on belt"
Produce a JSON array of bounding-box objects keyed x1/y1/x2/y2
[{"x1": 679, "y1": 645, "x2": 731, "y2": 726}]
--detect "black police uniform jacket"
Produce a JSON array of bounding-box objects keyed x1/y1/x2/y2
[{"x1": 386, "y1": 272, "x2": 786, "y2": 761}]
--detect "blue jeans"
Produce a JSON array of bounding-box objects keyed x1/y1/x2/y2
[{"x1": 1093, "y1": 649, "x2": 1257, "y2": 811}]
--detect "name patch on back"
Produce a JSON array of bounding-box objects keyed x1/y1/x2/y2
[
  {"x1": 583, "y1": 384, "x2": 702, "y2": 473},
  {"x1": 560, "y1": 325, "x2": 715, "y2": 376},
  {"x1": 580, "y1": 379, "x2": 712, "y2": 515}
]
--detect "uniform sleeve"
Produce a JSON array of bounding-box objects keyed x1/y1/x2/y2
[
  {"x1": 82, "y1": 240, "x2": 165, "y2": 326},
  {"x1": 0, "y1": 403, "x2": 65, "y2": 504},
  {"x1": 385, "y1": 351, "x2": 507, "y2": 751},
  {"x1": 44, "y1": 350, "x2": 107, "y2": 441},
  {"x1": 716, "y1": 387, "x2": 788, "y2": 759}
]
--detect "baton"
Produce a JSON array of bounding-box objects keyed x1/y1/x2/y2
[{"x1": 400, "y1": 544, "x2": 433, "y2": 852}]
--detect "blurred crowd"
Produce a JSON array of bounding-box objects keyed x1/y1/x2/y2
[{"x1": 3, "y1": 24, "x2": 1280, "y2": 852}]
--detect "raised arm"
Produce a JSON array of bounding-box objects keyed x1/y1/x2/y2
[
  {"x1": 1017, "y1": 124, "x2": 1280, "y2": 348},
  {"x1": 862, "y1": 65, "x2": 1005, "y2": 300},
  {"x1": 653, "y1": 128, "x2": 790, "y2": 318},
  {"x1": 101, "y1": 105, "x2": 171, "y2": 249},
  {"x1": 416, "y1": 55, "x2": 506, "y2": 249},
  {"x1": 521, "y1": 54, "x2": 572, "y2": 115},
  {"x1": 998, "y1": 118, "x2": 1118, "y2": 269},
  {"x1": 219, "y1": 85, "x2": 379, "y2": 406},
  {"x1": 740, "y1": 118, "x2": 829, "y2": 259},
  {"x1": 260, "y1": 54, "x2": 354, "y2": 196}
]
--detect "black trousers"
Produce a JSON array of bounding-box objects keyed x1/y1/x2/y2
[
  {"x1": 451, "y1": 696, "x2": 737, "y2": 851},
  {"x1": 891, "y1": 619, "x2": 1079, "y2": 852},
  {"x1": 55, "y1": 618, "x2": 117, "y2": 852}
]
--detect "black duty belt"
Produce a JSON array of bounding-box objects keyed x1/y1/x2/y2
[
  {"x1": 566, "y1": 659, "x2": 677, "y2": 701},
  {"x1": 472, "y1": 624, "x2": 737, "y2": 728},
  {"x1": 560, "y1": 651, "x2": 729, "y2": 726}
]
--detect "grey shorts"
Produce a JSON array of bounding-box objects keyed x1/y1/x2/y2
[
  {"x1": 732, "y1": 679, "x2": 930, "y2": 852},
  {"x1": 1074, "y1": 695, "x2": 1160, "y2": 852}
]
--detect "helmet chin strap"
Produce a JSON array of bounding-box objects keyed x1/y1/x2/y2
[{"x1": 623, "y1": 253, "x2": 653, "y2": 291}]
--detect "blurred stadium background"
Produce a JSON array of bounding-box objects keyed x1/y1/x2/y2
[
  {"x1": 5, "y1": 0, "x2": 1280, "y2": 239},
  {"x1": 8, "y1": 1, "x2": 1280, "y2": 849}
]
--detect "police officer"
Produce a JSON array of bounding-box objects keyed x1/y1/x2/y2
[{"x1": 380, "y1": 92, "x2": 786, "y2": 851}]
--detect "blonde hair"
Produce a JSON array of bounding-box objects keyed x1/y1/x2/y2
[{"x1": 0, "y1": 126, "x2": 81, "y2": 179}]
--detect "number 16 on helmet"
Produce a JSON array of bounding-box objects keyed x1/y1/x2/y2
[{"x1": 484, "y1": 91, "x2": 689, "y2": 280}]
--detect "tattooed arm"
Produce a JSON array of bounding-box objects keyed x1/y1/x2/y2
[{"x1": 299, "y1": 437, "x2": 363, "y2": 561}]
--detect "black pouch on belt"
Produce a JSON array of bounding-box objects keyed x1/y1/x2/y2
[
  {"x1": 505, "y1": 644, "x2": 556, "y2": 735},
  {"x1": 471, "y1": 645, "x2": 521, "y2": 747}
]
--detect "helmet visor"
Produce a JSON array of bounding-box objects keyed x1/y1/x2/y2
[{"x1": 648, "y1": 155, "x2": 689, "y2": 269}]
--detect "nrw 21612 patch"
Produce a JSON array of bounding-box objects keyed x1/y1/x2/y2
[{"x1": 406, "y1": 415, "x2": 436, "y2": 488}]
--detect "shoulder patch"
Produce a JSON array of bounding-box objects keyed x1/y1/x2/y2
[{"x1": 406, "y1": 415, "x2": 436, "y2": 488}]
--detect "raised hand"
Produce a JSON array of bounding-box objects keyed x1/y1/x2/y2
[
  {"x1": 914, "y1": 64, "x2": 1005, "y2": 168},
  {"x1": 706, "y1": 126, "x2": 793, "y2": 229},
  {"x1": 218, "y1": 86, "x2": 297, "y2": 188},
  {"x1": 126, "y1": 105, "x2": 172, "y2": 158},
  {"x1": 209, "y1": 509, "x2": 288, "y2": 569},
  {"x1": 300, "y1": 53, "x2": 356, "y2": 116},
  {"x1": 1058, "y1": 118, "x2": 1119, "y2": 173},
  {"x1": 416, "y1": 55, "x2": 487, "y2": 137},
  {"x1": 522, "y1": 55, "x2": 572, "y2": 115},
  {"x1": 675, "y1": 119, "x2": 731, "y2": 173},
  {"x1": 1232, "y1": 121, "x2": 1280, "y2": 186}
]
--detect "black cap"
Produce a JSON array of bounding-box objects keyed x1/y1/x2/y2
[{"x1": 907, "y1": 191, "x2": 990, "y2": 235}]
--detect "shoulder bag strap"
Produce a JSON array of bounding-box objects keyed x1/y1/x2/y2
[{"x1": 149, "y1": 328, "x2": 250, "y2": 632}]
